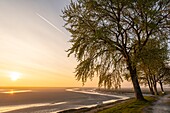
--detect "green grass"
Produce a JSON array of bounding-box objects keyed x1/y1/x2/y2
[{"x1": 98, "y1": 96, "x2": 156, "y2": 113}]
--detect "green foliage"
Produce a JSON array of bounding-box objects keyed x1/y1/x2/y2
[
  {"x1": 62, "y1": 0, "x2": 170, "y2": 90},
  {"x1": 159, "y1": 65, "x2": 170, "y2": 84},
  {"x1": 136, "y1": 38, "x2": 169, "y2": 94},
  {"x1": 99, "y1": 71, "x2": 123, "y2": 89},
  {"x1": 138, "y1": 39, "x2": 168, "y2": 78},
  {"x1": 98, "y1": 96, "x2": 156, "y2": 113}
]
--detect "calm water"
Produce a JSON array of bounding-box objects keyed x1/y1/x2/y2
[{"x1": 0, "y1": 87, "x2": 128, "y2": 113}]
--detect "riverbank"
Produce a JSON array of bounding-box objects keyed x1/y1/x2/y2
[
  {"x1": 59, "y1": 99, "x2": 130, "y2": 113},
  {"x1": 60, "y1": 92, "x2": 170, "y2": 113},
  {"x1": 59, "y1": 96, "x2": 156, "y2": 113},
  {"x1": 58, "y1": 88, "x2": 154, "y2": 113}
]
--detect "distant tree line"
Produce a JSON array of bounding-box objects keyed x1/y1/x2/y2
[{"x1": 62, "y1": 0, "x2": 170, "y2": 100}]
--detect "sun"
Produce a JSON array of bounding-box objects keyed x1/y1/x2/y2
[{"x1": 9, "y1": 72, "x2": 21, "y2": 81}]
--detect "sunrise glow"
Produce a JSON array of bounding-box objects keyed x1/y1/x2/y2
[{"x1": 9, "y1": 72, "x2": 21, "y2": 81}]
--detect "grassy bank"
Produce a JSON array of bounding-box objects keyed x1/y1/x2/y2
[{"x1": 98, "y1": 96, "x2": 156, "y2": 113}]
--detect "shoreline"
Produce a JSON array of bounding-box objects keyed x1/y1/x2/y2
[
  {"x1": 58, "y1": 98, "x2": 131, "y2": 113},
  {"x1": 57, "y1": 88, "x2": 130, "y2": 113}
]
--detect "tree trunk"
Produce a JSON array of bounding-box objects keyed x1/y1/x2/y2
[
  {"x1": 147, "y1": 79, "x2": 154, "y2": 95},
  {"x1": 152, "y1": 75, "x2": 159, "y2": 95},
  {"x1": 153, "y1": 82, "x2": 158, "y2": 95},
  {"x1": 159, "y1": 81, "x2": 164, "y2": 93},
  {"x1": 149, "y1": 87, "x2": 155, "y2": 95},
  {"x1": 128, "y1": 65, "x2": 145, "y2": 101}
]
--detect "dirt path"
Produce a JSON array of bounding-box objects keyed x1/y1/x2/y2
[{"x1": 145, "y1": 94, "x2": 170, "y2": 113}]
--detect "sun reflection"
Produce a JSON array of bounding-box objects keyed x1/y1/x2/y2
[
  {"x1": 2, "y1": 90, "x2": 32, "y2": 94},
  {"x1": 9, "y1": 90, "x2": 14, "y2": 95}
]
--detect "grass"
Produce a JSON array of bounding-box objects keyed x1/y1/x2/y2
[{"x1": 98, "y1": 96, "x2": 156, "y2": 113}]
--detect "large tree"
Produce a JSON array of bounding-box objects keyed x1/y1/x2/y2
[{"x1": 62, "y1": 0, "x2": 170, "y2": 100}]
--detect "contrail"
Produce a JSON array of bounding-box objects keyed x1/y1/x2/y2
[{"x1": 36, "y1": 12, "x2": 66, "y2": 35}]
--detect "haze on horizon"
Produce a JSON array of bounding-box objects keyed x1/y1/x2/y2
[{"x1": 0, "y1": 0, "x2": 131, "y2": 88}]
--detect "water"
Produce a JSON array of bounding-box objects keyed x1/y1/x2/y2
[{"x1": 0, "y1": 87, "x2": 129, "y2": 113}]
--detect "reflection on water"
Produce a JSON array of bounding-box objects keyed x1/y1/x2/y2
[{"x1": 1, "y1": 90, "x2": 32, "y2": 94}]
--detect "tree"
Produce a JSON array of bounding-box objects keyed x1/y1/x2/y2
[
  {"x1": 138, "y1": 39, "x2": 168, "y2": 95},
  {"x1": 158, "y1": 64, "x2": 170, "y2": 93},
  {"x1": 62, "y1": 0, "x2": 170, "y2": 101}
]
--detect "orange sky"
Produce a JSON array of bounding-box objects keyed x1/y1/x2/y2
[{"x1": 0, "y1": 0, "x2": 132, "y2": 88}]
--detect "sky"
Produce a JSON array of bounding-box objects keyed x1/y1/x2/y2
[{"x1": 0, "y1": 0, "x2": 131, "y2": 87}]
